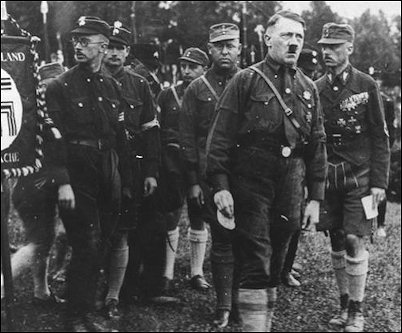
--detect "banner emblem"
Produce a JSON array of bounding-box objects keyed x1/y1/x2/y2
[{"x1": 1, "y1": 68, "x2": 23, "y2": 151}]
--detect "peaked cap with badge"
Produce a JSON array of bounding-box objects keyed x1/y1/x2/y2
[
  {"x1": 318, "y1": 23, "x2": 355, "y2": 45},
  {"x1": 71, "y1": 16, "x2": 110, "y2": 38},
  {"x1": 109, "y1": 21, "x2": 132, "y2": 46},
  {"x1": 179, "y1": 47, "x2": 209, "y2": 67},
  {"x1": 209, "y1": 23, "x2": 240, "y2": 43}
]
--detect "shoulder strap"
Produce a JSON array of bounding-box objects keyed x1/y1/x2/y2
[
  {"x1": 200, "y1": 75, "x2": 219, "y2": 102},
  {"x1": 249, "y1": 66, "x2": 303, "y2": 134},
  {"x1": 171, "y1": 85, "x2": 182, "y2": 108}
]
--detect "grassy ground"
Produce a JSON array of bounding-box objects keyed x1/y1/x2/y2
[{"x1": 1, "y1": 201, "x2": 401, "y2": 332}]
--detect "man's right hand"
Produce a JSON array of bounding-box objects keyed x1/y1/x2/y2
[
  {"x1": 214, "y1": 190, "x2": 234, "y2": 218},
  {"x1": 188, "y1": 184, "x2": 204, "y2": 207},
  {"x1": 58, "y1": 184, "x2": 75, "y2": 210}
]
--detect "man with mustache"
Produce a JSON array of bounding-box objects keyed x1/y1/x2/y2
[
  {"x1": 315, "y1": 23, "x2": 390, "y2": 332},
  {"x1": 45, "y1": 16, "x2": 130, "y2": 331},
  {"x1": 179, "y1": 23, "x2": 241, "y2": 327},
  {"x1": 157, "y1": 48, "x2": 209, "y2": 293},
  {"x1": 103, "y1": 21, "x2": 159, "y2": 318},
  {"x1": 206, "y1": 11, "x2": 327, "y2": 331}
]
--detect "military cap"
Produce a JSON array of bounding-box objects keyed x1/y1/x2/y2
[
  {"x1": 318, "y1": 23, "x2": 355, "y2": 44},
  {"x1": 209, "y1": 23, "x2": 240, "y2": 43},
  {"x1": 132, "y1": 43, "x2": 160, "y2": 69},
  {"x1": 109, "y1": 21, "x2": 132, "y2": 46},
  {"x1": 179, "y1": 47, "x2": 209, "y2": 67},
  {"x1": 38, "y1": 62, "x2": 65, "y2": 82},
  {"x1": 298, "y1": 49, "x2": 319, "y2": 71},
  {"x1": 71, "y1": 16, "x2": 110, "y2": 39}
]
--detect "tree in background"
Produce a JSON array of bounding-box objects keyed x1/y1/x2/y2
[{"x1": 351, "y1": 9, "x2": 400, "y2": 86}]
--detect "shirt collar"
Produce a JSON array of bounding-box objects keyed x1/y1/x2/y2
[
  {"x1": 265, "y1": 54, "x2": 297, "y2": 76},
  {"x1": 327, "y1": 64, "x2": 352, "y2": 86}
]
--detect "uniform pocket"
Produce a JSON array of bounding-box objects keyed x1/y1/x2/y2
[{"x1": 246, "y1": 93, "x2": 282, "y2": 133}]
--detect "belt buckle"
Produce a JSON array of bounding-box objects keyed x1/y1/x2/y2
[{"x1": 281, "y1": 146, "x2": 292, "y2": 158}]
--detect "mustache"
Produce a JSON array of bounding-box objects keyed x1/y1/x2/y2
[{"x1": 288, "y1": 45, "x2": 298, "y2": 54}]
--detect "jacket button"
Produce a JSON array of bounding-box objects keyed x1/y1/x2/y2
[
  {"x1": 98, "y1": 97, "x2": 103, "y2": 102},
  {"x1": 285, "y1": 88, "x2": 291, "y2": 94},
  {"x1": 78, "y1": 102, "x2": 83, "y2": 107},
  {"x1": 130, "y1": 105, "x2": 135, "y2": 109},
  {"x1": 333, "y1": 86, "x2": 339, "y2": 91}
]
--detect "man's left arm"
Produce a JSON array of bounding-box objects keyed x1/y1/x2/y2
[
  {"x1": 139, "y1": 78, "x2": 160, "y2": 196},
  {"x1": 368, "y1": 85, "x2": 391, "y2": 191},
  {"x1": 304, "y1": 86, "x2": 328, "y2": 202}
]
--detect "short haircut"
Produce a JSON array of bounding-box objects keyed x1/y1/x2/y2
[{"x1": 266, "y1": 10, "x2": 306, "y2": 31}]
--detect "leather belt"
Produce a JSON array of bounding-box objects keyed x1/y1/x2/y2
[{"x1": 68, "y1": 139, "x2": 111, "y2": 150}]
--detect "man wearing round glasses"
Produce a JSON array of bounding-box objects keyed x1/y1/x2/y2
[{"x1": 46, "y1": 16, "x2": 130, "y2": 332}]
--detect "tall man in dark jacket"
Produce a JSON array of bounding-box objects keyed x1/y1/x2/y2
[
  {"x1": 180, "y1": 23, "x2": 242, "y2": 327},
  {"x1": 103, "y1": 21, "x2": 159, "y2": 317},
  {"x1": 207, "y1": 11, "x2": 327, "y2": 331},
  {"x1": 46, "y1": 16, "x2": 130, "y2": 331},
  {"x1": 315, "y1": 23, "x2": 390, "y2": 332}
]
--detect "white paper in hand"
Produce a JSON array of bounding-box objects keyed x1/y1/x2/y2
[
  {"x1": 217, "y1": 210, "x2": 235, "y2": 230},
  {"x1": 361, "y1": 195, "x2": 378, "y2": 220}
]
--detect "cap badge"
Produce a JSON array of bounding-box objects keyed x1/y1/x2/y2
[
  {"x1": 113, "y1": 21, "x2": 122, "y2": 36},
  {"x1": 303, "y1": 91, "x2": 311, "y2": 100},
  {"x1": 78, "y1": 16, "x2": 86, "y2": 26}
]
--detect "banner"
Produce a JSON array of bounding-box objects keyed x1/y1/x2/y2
[{"x1": 1, "y1": 36, "x2": 42, "y2": 177}]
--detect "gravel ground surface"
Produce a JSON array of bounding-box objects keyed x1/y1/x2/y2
[{"x1": 1, "y1": 201, "x2": 401, "y2": 332}]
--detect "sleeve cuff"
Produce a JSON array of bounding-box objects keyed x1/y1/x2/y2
[
  {"x1": 210, "y1": 173, "x2": 230, "y2": 193},
  {"x1": 186, "y1": 170, "x2": 199, "y2": 186},
  {"x1": 144, "y1": 160, "x2": 159, "y2": 179},
  {"x1": 48, "y1": 166, "x2": 70, "y2": 186},
  {"x1": 308, "y1": 181, "x2": 325, "y2": 201}
]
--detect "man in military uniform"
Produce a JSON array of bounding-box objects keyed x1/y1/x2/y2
[
  {"x1": 45, "y1": 16, "x2": 130, "y2": 331},
  {"x1": 315, "y1": 23, "x2": 390, "y2": 332},
  {"x1": 206, "y1": 11, "x2": 327, "y2": 331},
  {"x1": 130, "y1": 43, "x2": 163, "y2": 99},
  {"x1": 103, "y1": 21, "x2": 159, "y2": 317},
  {"x1": 180, "y1": 23, "x2": 242, "y2": 327},
  {"x1": 372, "y1": 71, "x2": 396, "y2": 238},
  {"x1": 298, "y1": 48, "x2": 320, "y2": 80},
  {"x1": 280, "y1": 48, "x2": 322, "y2": 289},
  {"x1": 157, "y1": 48, "x2": 209, "y2": 292}
]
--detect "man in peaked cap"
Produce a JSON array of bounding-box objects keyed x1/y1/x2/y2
[
  {"x1": 46, "y1": 16, "x2": 131, "y2": 331},
  {"x1": 207, "y1": 11, "x2": 327, "y2": 331},
  {"x1": 298, "y1": 48, "x2": 319, "y2": 80},
  {"x1": 179, "y1": 22, "x2": 241, "y2": 328},
  {"x1": 103, "y1": 21, "x2": 161, "y2": 312},
  {"x1": 130, "y1": 43, "x2": 163, "y2": 99},
  {"x1": 315, "y1": 23, "x2": 390, "y2": 332},
  {"x1": 157, "y1": 47, "x2": 209, "y2": 294}
]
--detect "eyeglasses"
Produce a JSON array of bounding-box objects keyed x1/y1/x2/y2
[{"x1": 71, "y1": 36, "x2": 104, "y2": 47}]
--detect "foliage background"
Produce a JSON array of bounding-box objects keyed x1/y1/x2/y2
[{"x1": 4, "y1": 1, "x2": 401, "y2": 85}]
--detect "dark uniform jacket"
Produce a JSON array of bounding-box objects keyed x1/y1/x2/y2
[
  {"x1": 112, "y1": 66, "x2": 160, "y2": 179},
  {"x1": 206, "y1": 57, "x2": 327, "y2": 201},
  {"x1": 180, "y1": 66, "x2": 240, "y2": 186},
  {"x1": 157, "y1": 82, "x2": 185, "y2": 147},
  {"x1": 315, "y1": 65, "x2": 390, "y2": 189},
  {"x1": 45, "y1": 64, "x2": 129, "y2": 185},
  {"x1": 131, "y1": 61, "x2": 163, "y2": 100}
]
